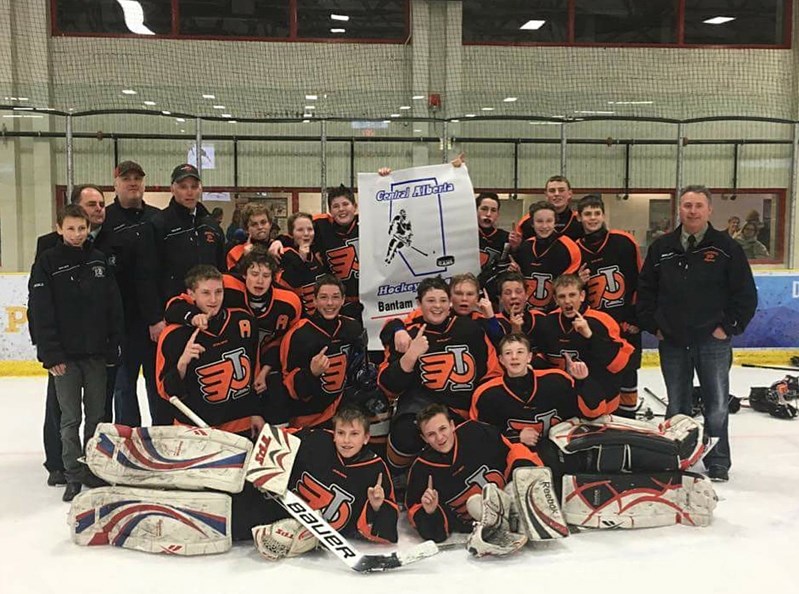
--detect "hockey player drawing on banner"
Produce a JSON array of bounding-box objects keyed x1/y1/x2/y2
[
  {"x1": 252, "y1": 406, "x2": 399, "y2": 561},
  {"x1": 384, "y1": 209, "x2": 413, "y2": 264},
  {"x1": 405, "y1": 403, "x2": 570, "y2": 557}
]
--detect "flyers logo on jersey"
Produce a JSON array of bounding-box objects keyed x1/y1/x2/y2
[
  {"x1": 587, "y1": 265, "x2": 626, "y2": 309},
  {"x1": 508, "y1": 410, "x2": 561, "y2": 436},
  {"x1": 321, "y1": 352, "x2": 348, "y2": 394},
  {"x1": 299, "y1": 284, "x2": 316, "y2": 314},
  {"x1": 419, "y1": 346, "x2": 476, "y2": 392},
  {"x1": 195, "y1": 347, "x2": 252, "y2": 403},
  {"x1": 327, "y1": 241, "x2": 359, "y2": 281},
  {"x1": 447, "y1": 465, "x2": 504, "y2": 521},
  {"x1": 296, "y1": 472, "x2": 355, "y2": 530},
  {"x1": 548, "y1": 349, "x2": 581, "y2": 372},
  {"x1": 525, "y1": 272, "x2": 553, "y2": 309}
]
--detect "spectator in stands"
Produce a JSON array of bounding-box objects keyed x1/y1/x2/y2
[{"x1": 737, "y1": 221, "x2": 770, "y2": 259}]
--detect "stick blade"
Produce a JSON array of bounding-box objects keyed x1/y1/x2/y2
[{"x1": 352, "y1": 541, "x2": 439, "y2": 573}]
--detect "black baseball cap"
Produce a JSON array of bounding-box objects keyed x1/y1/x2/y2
[
  {"x1": 114, "y1": 160, "x2": 146, "y2": 177},
  {"x1": 171, "y1": 163, "x2": 201, "y2": 183}
]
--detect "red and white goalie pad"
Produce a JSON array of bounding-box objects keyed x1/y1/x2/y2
[
  {"x1": 561, "y1": 472, "x2": 717, "y2": 529},
  {"x1": 246, "y1": 424, "x2": 301, "y2": 496},
  {"x1": 69, "y1": 487, "x2": 232, "y2": 555},
  {"x1": 548, "y1": 414, "x2": 706, "y2": 473},
  {"x1": 85, "y1": 423, "x2": 253, "y2": 493}
]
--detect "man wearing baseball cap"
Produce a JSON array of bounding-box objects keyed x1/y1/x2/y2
[
  {"x1": 150, "y1": 163, "x2": 225, "y2": 304},
  {"x1": 104, "y1": 161, "x2": 166, "y2": 426}
]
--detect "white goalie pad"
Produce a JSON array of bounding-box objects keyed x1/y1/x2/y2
[
  {"x1": 511, "y1": 467, "x2": 570, "y2": 541},
  {"x1": 69, "y1": 486, "x2": 232, "y2": 555},
  {"x1": 561, "y1": 472, "x2": 717, "y2": 529},
  {"x1": 245, "y1": 424, "x2": 301, "y2": 496},
  {"x1": 467, "y1": 483, "x2": 527, "y2": 557},
  {"x1": 548, "y1": 414, "x2": 706, "y2": 472},
  {"x1": 252, "y1": 518, "x2": 317, "y2": 561},
  {"x1": 85, "y1": 424, "x2": 253, "y2": 493}
]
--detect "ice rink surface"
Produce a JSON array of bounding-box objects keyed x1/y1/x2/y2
[{"x1": 1, "y1": 367, "x2": 797, "y2": 594}]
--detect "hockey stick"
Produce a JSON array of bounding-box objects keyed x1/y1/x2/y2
[
  {"x1": 643, "y1": 387, "x2": 668, "y2": 407},
  {"x1": 168, "y1": 397, "x2": 439, "y2": 572},
  {"x1": 409, "y1": 244, "x2": 429, "y2": 257},
  {"x1": 741, "y1": 363, "x2": 799, "y2": 373}
]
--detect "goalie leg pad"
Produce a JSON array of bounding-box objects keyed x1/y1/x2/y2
[
  {"x1": 467, "y1": 483, "x2": 527, "y2": 557},
  {"x1": 246, "y1": 424, "x2": 302, "y2": 496},
  {"x1": 69, "y1": 486, "x2": 232, "y2": 555},
  {"x1": 511, "y1": 467, "x2": 569, "y2": 541},
  {"x1": 252, "y1": 518, "x2": 317, "y2": 561},
  {"x1": 561, "y1": 472, "x2": 717, "y2": 529},
  {"x1": 85, "y1": 423, "x2": 253, "y2": 493}
]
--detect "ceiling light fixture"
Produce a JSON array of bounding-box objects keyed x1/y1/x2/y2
[
  {"x1": 520, "y1": 20, "x2": 546, "y2": 30},
  {"x1": 503, "y1": 97, "x2": 518, "y2": 102},
  {"x1": 143, "y1": 100, "x2": 156, "y2": 106},
  {"x1": 703, "y1": 16, "x2": 735, "y2": 25},
  {"x1": 305, "y1": 94, "x2": 318, "y2": 100},
  {"x1": 122, "y1": 89, "x2": 137, "y2": 95},
  {"x1": 331, "y1": 14, "x2": 350, "y2": 21},
  {"x1": 330, "y1": 28, "x2": 346, "y2": 33},
  {"x1": 202, "y1": 94, "x2": 215, "y2": 99}
]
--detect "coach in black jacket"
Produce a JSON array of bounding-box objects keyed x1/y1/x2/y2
[
  {"x1": 105, "y1": 160, "x2": 165, "y2": 426},
  {"x1": 150, "y1": 163, "x2": 225, "y2": 302},
  {"x1": 637, "y1": 185, "x2": 757, "y2": 483}
]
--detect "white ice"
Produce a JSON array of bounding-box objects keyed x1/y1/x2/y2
[{"x1": 1, "y1": 367, "x2": 797, "y2": 594}]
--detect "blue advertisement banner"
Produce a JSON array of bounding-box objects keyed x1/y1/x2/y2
[{"x1": 641, "y1": 272, "x2": 799, "y2": 348}]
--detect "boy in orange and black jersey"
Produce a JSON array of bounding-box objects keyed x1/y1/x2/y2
[
  {"x1": 471, "y1": 334, "x2": 608, "y2": 451},
  {"x1": 492, "y1": 272, "x2": 545, "y2": 343},
  {"x1": 163, "y1": 250, "x2": 301, "y2": 425},
  {"x1": 269, "y1": 187, "x2": 361, "y2": 321},
  {"x1": 377, "y1": 277, "x2": 502, "y2": 472},
  {"x1": 405, "y1": 404, "x2": 540, "y2": 543},
  {"x1": 275, "y1": 247, "x2": 329, "y2": 317},
  {"x1": 280, "y1": 275, "x2": 363, "y2": 428},
  {"x1": 287, "y1": 406, "x2": 398, "y2": 543},
  {"x1": 576, "y1": 195, "x2": 643, "y2": 418},
  {"x1": 530, "y1": 274, "x2": 634, "y2": 416},
  {"x1": 515, "y1": 202, "x2": 582, "y2": 311},
  {"x1": 516, "y1": 175, "x2": 584, "y2": 242},
  {"x1": 156, "y1": 265, "x2": 264, "y2": 437}
]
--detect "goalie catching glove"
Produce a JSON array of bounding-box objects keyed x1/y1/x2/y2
[{"x1": 252, "y1": 518, "x2": 317, "y2": 561}]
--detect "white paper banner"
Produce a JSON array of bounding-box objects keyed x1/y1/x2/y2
[
  {"x1": 358, "y1": 164, "x2": 480, "y2": 349},
  {"x1": 0, "y1": 274, "x2": 36, "y2": 361}
]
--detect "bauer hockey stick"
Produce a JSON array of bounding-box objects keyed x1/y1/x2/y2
[{"x1": 168, "y1": 397, "x2": 440, "y2": 573}]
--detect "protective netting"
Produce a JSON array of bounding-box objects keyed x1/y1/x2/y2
[{"x1": 1, "y1": 1, "x2": 796, "y2": 122}]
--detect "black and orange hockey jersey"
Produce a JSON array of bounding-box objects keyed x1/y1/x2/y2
[
  {"x1": 494, "y1": 308, "x2": 545, "y2": 343},
  {"x1": 313, "y1": 213, "x2": 359, "y2": 304},
  {"x1": 576, "y1": 228, "x2": 642, "y2": 329},
  {"x1": 470, "y1": 369, "x2": 607, "y2": 444},
  {"x1": 531, "y1": 306, "x2": 634, "y2": 415},
  {"x1": 156, "y1": 307, "x2": 261, "y2": 434},
  {"x1": 274, "y1": 247, "x2": 329, "y2": 316},
  {"x1": 378, "y1": 315, "x2": 502, "y2": 420},
  {"x1": 164, "y1": 274, "x2": 301, "y2": 371},
  {"x1": 479, "y1": 226, "x2": 510, "y2": 272},
  {"x1": 280, "y1": 313, "x2": 363, "y2": 428},
  {"x1": 515, "y1": 235, "x2": 581, "y2": 311},
  {"x1": 405, "y1": 420, "x2": 540, "y2": 542},
  {"x1": 289, "y1": 428, "x2": 398, "y2": 543},
  {"x1": 517, "y1": 207, "x2": 583, "y2": 241},
  {"x1": 225, "y1": 239, "x2": 271, "y2": 272},
  {"x1": 379, "y1": 308, "x2": 503, "y2": 351}
]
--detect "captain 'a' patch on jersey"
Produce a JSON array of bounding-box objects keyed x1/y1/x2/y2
[
  {"x1": 326, "y1": 238, "x2": 359, "y2": 281},
  {"x1": 446, "y1": 464, "x2": 505, "y2": 521},
  {"x1": 195, "y1": 346, "x2": 253, "y2": 403},
  {"x1": 295, "y1": 471, "x2": 355, "y2": 530},
  {"x1": 418, "y1": 345, "x2": 477, "y2": 392}
]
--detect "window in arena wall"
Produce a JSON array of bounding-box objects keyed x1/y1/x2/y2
[
  {"x1": 55, "y1": 0, "x2": 172, "y2": 35},
  {"x1": 683, "y1": 0, "x2": 788, "y2": 45},
  {"x1": 462, "y1": 0, "x2": 568, "y2": 44},
  {"x1": 574, "y1": 0, "x2": 677, "y2": 44},
  {"x1": 296, "y1": 0, "x2": 407, "y2": 40},
  {"x1": 178, "y1": 0, "x2": 290, "y2": 38}
]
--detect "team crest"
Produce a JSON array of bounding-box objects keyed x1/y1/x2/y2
[
  {"x1": 295, "y1": 472, "x2": 355, "y2": 530},
  {"x1": 195, "y1": 347, "x2": 252, "y2": 403}
]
